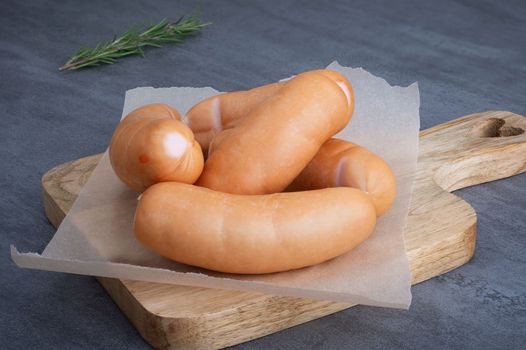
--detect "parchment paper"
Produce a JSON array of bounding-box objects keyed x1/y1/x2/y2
[{"x1": 12, "y1": 61, "x2": 420, "y2": 309}]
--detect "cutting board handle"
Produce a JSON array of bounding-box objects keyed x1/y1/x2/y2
[{"x1": 419, "y1": 111, "x2": 526, "y2": 192}]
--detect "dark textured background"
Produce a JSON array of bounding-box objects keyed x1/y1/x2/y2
[{"x1": 2, "y1": 0, "x2": 525, "y2": 349}]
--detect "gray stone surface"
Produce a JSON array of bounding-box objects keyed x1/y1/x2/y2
[{"x1": 1, "y1": 0, "x2": 525, "y2": 349}]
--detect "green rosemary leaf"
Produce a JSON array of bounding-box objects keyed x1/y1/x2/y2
[{"x1": 59, "y1": 15, "x2": 210, "y2": 71}]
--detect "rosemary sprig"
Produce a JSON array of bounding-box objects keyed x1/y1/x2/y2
[{"x1": 59, "y1": 15, "x2": 210, "y2": 71}]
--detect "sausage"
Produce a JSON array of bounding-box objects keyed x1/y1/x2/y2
[
  {"x1": 134, "y1": 182, "x2": 377, "y2": 274},
  {"x1": 195, "y1": 69, "x2": 355, "y2": 194},
  {"x1": 287, "y1": 139, "x2": 397, "y2": 216},
  {"x1": 185, "y1": 82, "x2": 283, "y2": 154},
  {"x1": 109, "y1": 103, "x2": 204, "y2": 193}
]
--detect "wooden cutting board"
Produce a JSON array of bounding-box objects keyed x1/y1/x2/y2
[{"x1": 42, "y1": 111, "x2": 526, "y2": 349}]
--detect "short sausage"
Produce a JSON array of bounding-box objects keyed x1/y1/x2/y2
[
  {"x1": 195, "y1": 69, "x2": 355, "y2": 194},
  {"x1": 109, "y1": 103, "x2": 204, "y2": 193}
]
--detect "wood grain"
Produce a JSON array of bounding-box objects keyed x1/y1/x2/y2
[{"x1": 42, "y1": 111, "x2": 526, "y2": 349}]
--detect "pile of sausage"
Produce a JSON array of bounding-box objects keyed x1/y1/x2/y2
[{"x1": 109, "y1": 69, "x2": 396, "y2": 274}]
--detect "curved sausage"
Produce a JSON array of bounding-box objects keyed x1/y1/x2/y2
[
  {"x1": 109, "y1": 103, "x2": 204, "y2": 193},
  {"x1": 287, "y1": 139, "x2": 397, "y2": 216},
  {"x1": 134, "y1": 182, "x2": 376, "y2": 274},
  {"x1": 195, "y1": 69, "x2": 355, "y2": 194},
  {"x1": 185, "y1": 82, "x2": 283, "y2": 154}
]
